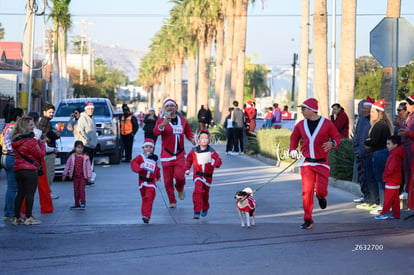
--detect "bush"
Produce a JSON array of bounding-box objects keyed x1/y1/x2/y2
[
  {"x1": 209, "y1": 125, "x2": 226, "y2": 143},
  {"x1": 256, "y1": 128, "x2": 292, "y2": 161},
  {"x1": 328, "y1": 138, "x2": 355, "y2": 181}
]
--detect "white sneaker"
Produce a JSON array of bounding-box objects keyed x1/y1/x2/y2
[
  {"x1": 24, "y1": 216, "x2": 41, "y2": 225},
  {"x1": 91, "y1": 172, "x2": 96, "y2": 183},
  {"x1": 50, "y1": 193, "x2": 59, "y2": 199},
  {"x1": 399, "y1": 192, "x2": 408, "y2": 200}
]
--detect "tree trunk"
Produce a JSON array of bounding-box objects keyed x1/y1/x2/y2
[
  {"x1": 214, "y1": 12, "x2": 225, "y2": 124},
  {"x1": 313, "y1": 0, "x2": 329, "y2": 117},
  {"x1": 175, "y1": 61, "x2": 183, "y2": 110},
  {"x1": 338, "y1": 0, "x2": 356, "y2": 134},
  {"x1": 235, "y1": 0, "x2": 248, "y2": 105},
  {"x1": 187, "y1": 53, "x2": 197, "y2": 118},
  {"x1": 153, "y1": 82, "x2": 160, "y2": 112},
  {"x1": 197, "y1": 40, "x2": 211, "y2": 109},
  {"x1": 298, "y1": 0, "x2": 310, "y2": 122}
]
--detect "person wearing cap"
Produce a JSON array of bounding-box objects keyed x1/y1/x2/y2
[
  {"x1": 185, "y1": 129, "x2": 222, "y2": 219},
  {"x1": 398, "y1": 95, "x2": 414, "y2": 204},
  {"x1": 154, "y1": 98, "x2": 196, "y2": 208},
  {"x1": 330, "y1": 103, "x2": 350, "y2": 139},
  {"x1": 143, "y1": 107, "x2": 158, "y2": 144},
  {"x1": 363, "y1": 99, "x2": 393, "y2": 215},
  {"x1": 131, "y1": 138, "x2": 161, "y2": 223},
  {"x1": 120, "y1": 104, "x2": 139, "y2": 162},
  {"x1": 352, "y1": 97, "x2": 374, "y2": 205},
  {"x1": 77, "y1": 102, "x2": 97, "y2": 183},
  {"x1": 289, "y1": 98, "x2": 342, "y2": 229}
]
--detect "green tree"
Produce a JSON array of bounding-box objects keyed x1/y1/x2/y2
[
  {"x1": 244, "y1": 56, "x2": 270, "y2": 100},
  {"x1": 355, "y1": 70, "x2": 382, "y2": 99}
]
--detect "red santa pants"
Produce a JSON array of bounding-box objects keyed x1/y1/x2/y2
[
  {"x1": 140, "y1": 186, "x2": 156, "y2": 219},
  {"x1": 73, "y1": 175, "x2": 86, "y2": 205},
  {"x1": 380, "y1": 187, "x2": 400, "y2": 218},
  {"x1": 192, "y1": 179, "x2": 210, "y2": 213},
  {"x1": 162, "y1": 158, "x2": 186, "y2": 204},
  {"x1": 300, "y1": 165, "x2": 330, "y2": 223}
]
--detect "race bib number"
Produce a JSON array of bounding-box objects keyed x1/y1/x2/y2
[
  {"x1": 196, "y1": 152, "x2": 212, "y2": 165},
  {"x1": 172, "y1": 125, "x2": 183, "y2": 135},
  {"x1": 143, "y1": 159, "x2": 156, "y2": 172}
]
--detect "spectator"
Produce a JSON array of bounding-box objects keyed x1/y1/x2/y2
[
  {"x1": 143, "y1": 107, "x2": 158, "y2": 144},
  {"x1": 263, "y1": 107, "x2": 273, "y2": 128},
  {"x1": 3, "y1": 98, "x2": 15, "y2": 123},
  {"x1": 289, "y1": 98, "x2": 341, "y2": 229},
  {"x1": 393, "y1": 102, "x2": 408, "y2": 135},
  {"x1": 330, "y1": 103, "x2": 350, "y2": 138},
  {"x1": 224, "y1": 107, "x2": 234, "y2": 154},
  {"x1": 197, "y1": 105, "x2": 211, "y2": 130},
  {"x1": 120, "y1": 104, "x2": 139, "y2": 162},
  {"x1": 137, "y1": 111, "x2": 145, "y2": 128},
  {"x1": 11, "y1": 116, "x2": 46, "y2": 225},
  {"x1": 67, "y1": 107, "x2": 82, "y2": 139},
  {"x1": 231, "y1": 100, "x2": 245, "y2": 155},
  {"x1": 281, "y1": 105, "x2": 292, "y2": 119},
  {"x1": 154, "y1": 98, "x2": 196, "y2": 208},
  {"x1": 38, "y1": 103, "x2": 60, "y2": 199},
  {"x1": 245, "y1": 101, "x2": 257, "y2": 133},
  {"x1": 272, "y1": 103, "x2": 282, "y2": 129}
]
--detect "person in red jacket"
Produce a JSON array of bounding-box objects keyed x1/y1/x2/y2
[
  {"x1": 330, "y1": 103, "x2": 350, "y2": 138},
  {"x1": 131, "y1": 138, "x2": 161, "y2": 223},
  {"x1": 375, "y1": 135, "x2": 405, "y2": 220},
  {"x1": 289, "y1": 98, "x2": 342, "y2": 229},
  {"x1": 185, "y1": 130, "x2": 222, "y2": 219},
  {"x1": 154, "y1": 98, "x2": 196, "y2": 208},
  {"x1": 11, "y1": 116, "x2": 46, "y2": 225}
]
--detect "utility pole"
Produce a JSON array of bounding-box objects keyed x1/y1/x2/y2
[
  {"x1": 291, "y1": 53, "x2": 298, "y2": 110},
  {"x1": 21, "y1": 0, "x2": 35, "y2": 112}
]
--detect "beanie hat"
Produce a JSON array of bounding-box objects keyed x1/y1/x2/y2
[
  {"x1": 163, "y1": 98, "x2": 177, "y2": 108},
  {"x1": 142, "y1": 138, "x2": 155, "y2": 148},
  {"x1": 372, "y1": 99, "x2": 387, "y2": 112},
  {"x1": 122, "y1": 104, "x2": 129, "y2": 112},
  {"x1": 300, "y1": 98, "x2": 318, "y2": 112},
  {"x1": 85, "y1": 102, "x2": 94, "y2": 109},
  {"x1": 363, "y1": 96, "x2": 375, "y2": 106},
  {"x1": 407, "y1": 95, "x2": 414, "y2": 104}
]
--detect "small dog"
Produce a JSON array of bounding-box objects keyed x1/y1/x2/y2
[{"x1": 234, "y1": 187, "x2": 256, "y2": 227}]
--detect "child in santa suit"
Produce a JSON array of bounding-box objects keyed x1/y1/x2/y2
[
  {"x1": 131, "y1": 138, "x2": 161, "y2": 224},
  {"x1": 154, "y1": 98, "x2": 196, "y2": 208},
  {"x1": 185, "y1": 130, "x2": 222, "y2": 219},
  {"x1": 375, "y1": 135, "x2": 405, "y2": 220}
]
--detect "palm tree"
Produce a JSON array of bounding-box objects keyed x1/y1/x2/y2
[
  {"x1": 338, "y1": 0, "x2": 356, "y2": 132},
  {"x1": 313, "y1": 0, "x2": 329, "y2": 117},
  {"x1": 298, "y1": 0, "x2": 310, "y2": 121}
]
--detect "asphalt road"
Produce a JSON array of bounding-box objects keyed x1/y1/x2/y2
[{"x1": 1, "y1": 129, "x2": 414, "y2": 274}]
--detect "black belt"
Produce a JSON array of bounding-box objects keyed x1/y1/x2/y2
[
  {"x1": 139, "y1": 176, "x2": 154, "y2": 182},
  {"x1": 46, "y1": 152, "x2": 55, "y2": 155},
  {"x1": 164, "y1": 147, "x2": 184, "y2": 157},
  {"x1": 305, "y1": 157, "x2": 326, "y2": 163},
  {"x1": 196, "y1": 172, "x2": 212, "y2": 177}
]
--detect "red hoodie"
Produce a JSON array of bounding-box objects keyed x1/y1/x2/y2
[{"x1": 382, "y1": 145, "x2": 405, "y2": 186}]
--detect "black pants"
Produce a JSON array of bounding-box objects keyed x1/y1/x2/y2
[
  {"x1": 226, "y1": 128, "x2": 234, "y2": 152},
  {"x1": 122, "y1": 134, "x2": 134, "y2": 161},
  {"x1": 144, "y1": 132, "x2": 158, "y2": 145},
  {"x1": 15, "y1": 169, "x2": 38, "y2": 218},
  {"x1": 233, "y1": 128, "x2": 244, "y2": 153},
  {"x1": 84, "y1": 146, "x2": 96, "y2": 166}
]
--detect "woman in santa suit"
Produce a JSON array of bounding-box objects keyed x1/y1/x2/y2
[
  {"x1": 154, "y1": 98, "x2": 196, "y2": 208},
  {"x1": 289, "y1": 98, "x2": 342, "y2": 230}
]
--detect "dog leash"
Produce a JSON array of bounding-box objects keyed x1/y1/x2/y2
[{"x1": 254, "y1": 158, "x2": 298, "y2": 193}]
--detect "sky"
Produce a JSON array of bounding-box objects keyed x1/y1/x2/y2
[{"x1": 1, "y1": 0, "x2": 414, "y2": 67}]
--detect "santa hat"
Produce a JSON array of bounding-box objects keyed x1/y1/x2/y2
[
  {"x1": 163, "y1": 98, "x2": 177, "y2": 108},
  {"x1": 372, "y1": 99, "x2": 387, "y2": 112},
  {"x1": 407, "y1": 95, "x2": 414, "y2": 104},
  {"x1": 197, "y1": 129, "x2": 211, "y2": 143},
  {"x1": 363, "y1": 96, "x2": 375, "y2": 106},
  {"x1": 85, "y1": 102, "x2": 94, "y2": 109},
  {"x1": 142, "y1": 138, "x2": 155, "y2": 148},
  {"x1": 299, "y1": 98, "x2": 318, "y2": 112},
  {"x1": 246, "y1": 100, "x2": 253, "y2": 107}
]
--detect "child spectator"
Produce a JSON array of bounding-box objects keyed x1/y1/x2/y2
[
  {"x1": 263, "y1": 107, "x2": 273, "y2": 128},
  {"x1": 131, "y1": 138, "x2": 161, "y2": 224},
  {"x1": 185, "y1": 130, "x2": 222, "y2": 219},
  {"x1": 62, "y1": 141, "x2": 92, "y2": 210},
  {"x1": 375, "y1": 135, "x2": 404, "y2": 220}
]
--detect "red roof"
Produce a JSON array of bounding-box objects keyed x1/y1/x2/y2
[{"x1": 0, "y1": 42, "x2": 23, "y2": 60}]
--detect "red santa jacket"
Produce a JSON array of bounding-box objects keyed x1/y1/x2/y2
[
  {"x1": 153, "y1": 115, "x2": 194, "y2": 162},
  {"x1": 290, "y1": 117, "x2": 341, "y2": 169},
  {"x1": 382, "y1": 145, "x2": 405, "y2": 187},
  {"x1": 185, "y1": 145, "x2": 222, "y2": 187},
  {"x1": 12, "y1": 133, "x2": 46, "y2": 172},
  {"x1": 131, "y1": 154, "x2": 161, "y2": 189},
  {"x1": 330, "y1": 109, "x2": 350, "y2": 138}
]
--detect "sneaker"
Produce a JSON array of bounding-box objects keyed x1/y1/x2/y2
[
  {"x1": 178, "y1": 191, "x2": 185, "y2": 200},
  {"x1": 50, "y1": 193, "x2": 59, "y2": 199},
  {"x1": 301, "y1": 220, "x2": 313, "y2": 229},
  {"x1": 201, "y1": 210, "x2": 208, "y2": 217},
  {"x1": 142, "y1": 216, "x2": 149, "y2": 224},
  {"x1": 370, "y1": 206, "x2": 382, "y2": 215},
  {"x1": 399, "y1": 192, "x2": 408, "y2": 200},
  {"x1": 193, "y1": 212, "x2": 200, "y2": 219},
  {"x1": 353, "y1": 196, "x2": 365, "y2": 203},
  {"x1": 169, "y1": 203, "x2": 176, "y2": 208},
  {"x1": 239, "y1": 152, "x2": 245, "y2": 155},
  {"x1": 3, "y1": 216, "x2": 13, "y2": 222},
  {"x1": 388, "y1": 214, "x2": 396, "y2": 219},
  {"x1": 80, "y1": 204, "x2": 86, "y2": 210},
  {"x1": 375, "y1": 214, "x2": 389, "y2": 220},
  {"x1": 318, "y1": 197, "x2": 327, "y2": 209},
  {"x1": 70, "y1": 205, "x2": 81, "y2": 210},
  {"x1": 11, "y1": 217, "x2": 25, "y2": 225},
  {"x1": 24, "y1": 216, "x2": 41, "y2": 225}
]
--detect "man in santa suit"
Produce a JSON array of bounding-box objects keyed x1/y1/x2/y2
[
  {"x1": 289, "y1": 98, "x2": 342, "y2": 229},
  {"x1": 244, "y1": 101, "x2": 257, "y2": 133},
  {"x1": 154, "y1": 98, "x2": 196, "y2": 208}
]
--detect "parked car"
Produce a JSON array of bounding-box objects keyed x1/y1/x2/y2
[{"x1": 51, "y1": 98, "x2": 122, "y2": 178}]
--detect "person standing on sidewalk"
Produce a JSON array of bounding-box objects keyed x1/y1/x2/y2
[
  {"x1": 231, "y1": 100, "x2": 245, "y2": 155},
  {"x1": 330, "y1": 103, "x2": 350, "y2": 139},
  {"x1": 120, "y1": 104, "x2": 139, "y2": 162},
  {"x1": 289, "y1": 98, "x2": 341, "y2": 230},
  {"x1": 38, "y1": 103, "x2": 60, "y2": 199},
  {"x1": 154, "y1": 98, "x2": 196, "y2": 208},
  {"x1": 143, "y1": 107, "x2": 158, "y2": 144}
]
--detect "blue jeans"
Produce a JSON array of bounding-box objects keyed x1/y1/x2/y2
[
  {"x1": 363, "y1": 153, "x2": 379, "y2": 205},
  {"x1": 1, "y1": 154, "x2": 17, "y2": 218},
  {"x1": 373, "y1": 148, "x2": 389, "y2": 206}
]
